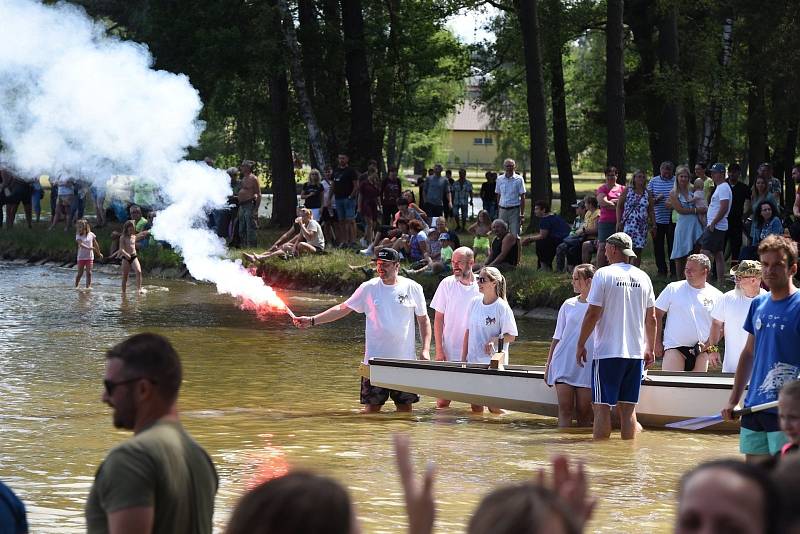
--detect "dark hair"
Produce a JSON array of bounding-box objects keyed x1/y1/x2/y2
[
  {"x1": 758, "y1": 234, "x2": 798, "y2": 266},
  {"x1": 397, "y1": 197, "x2": 409, "y2": 207},
  {"x1": 106, "y1": 333, "x2": 183, "y2": 403},
  {"x1": 678, "y1": 459, "x2": 782, "y2": 534},
  {"x1": 409, "y1": 219, "x2": 424, "y2": 232},
  {"x1": 225, "y1": 471, "x2": 353, "y2": 534},
  {"x1": 387, "y1": 166, "x2": 398, "y2": 173},
  {"x1": 754, "y1": 200, "x2": 776, "y2": 226},
  {"x1": 695, "y1": 162, "x2": 706, "y2": 170},
  {"x1": 467, "y1": 482, "x2": 580, "y2": 534},
  {"x1": 533, "y1": 200, "x2": 550, "y2": 212},
  {"x1": 584, "y1": 195, "x2": 598, "y2": 208},
  {"x1": 403, "y1": 190, "x2": 417, "y2": 203},
  {"x1": 396, "y1": 218, "x2": 409, "y2": 227},
  {"x1": 603, "y1": 166, "x2": 618, "y2": 176},
  {"x1": 729, "y1": 162, "x2": 741, "y2": 172},
  {"x1": 772, "y1": 455, "x2": 800, "y2": 529}
]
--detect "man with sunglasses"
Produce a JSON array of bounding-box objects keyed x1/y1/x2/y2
[
  {"x1": 430, "y1": 247, "x2": 479, "y2": 407},
  {"x1": 293, "y1": 248, "x2": 431, "y2": 413},
  {"x1": 86, "y1": 333, "x2": 218, "y2": 534}
]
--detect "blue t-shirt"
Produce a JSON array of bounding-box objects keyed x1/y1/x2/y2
[
  {"x1": 743, "y1": 291, "x2": 800, "y2": 410},
  {"x1": 540, "y1": 214, "x2": 570, "y2": 241}
]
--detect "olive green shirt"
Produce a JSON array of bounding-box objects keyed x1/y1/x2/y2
[{"x1": 85, "y1": 420, "x2": 218, "y2": 534}]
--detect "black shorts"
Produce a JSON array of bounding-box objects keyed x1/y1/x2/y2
[
  {"x1": 360, "y1": 377, "x2": 419, "y2": 406},
  {"x1": 320, "y1": 208, "x2": 338, "y2": 223},
  {"x1": 700, "y1": 227, "x2": 726, "y2": 253},
  {"x1": 674, "y1": 345, "x2": 701, "y2": 371}
]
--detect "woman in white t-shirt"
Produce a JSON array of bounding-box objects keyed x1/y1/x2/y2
[
  {"x1": 545, "y1": 264, "x2": 595, "y2": 427},
  {"x1": 462, "y1": 266, "x2": 518, "y2": 413}
]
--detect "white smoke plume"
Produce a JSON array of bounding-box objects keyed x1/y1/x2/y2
[{"x1": 0, "y1": 0, "x2": 287, "y2": 309}]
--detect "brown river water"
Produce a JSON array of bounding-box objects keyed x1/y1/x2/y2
[{"x1": 0, "y1": 261, "x2": 738, "y2": 533}]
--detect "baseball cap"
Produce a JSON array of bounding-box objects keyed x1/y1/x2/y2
[
  {"x1": 571, "y1": 199, "x2": 586, "y2": 209},
  {"x1": 606, "y1": 232, "x2": 637, "y2": 257},
  {"x1": 439, "y1": 232, "x2": 450, "y2": 241},
  {"x1": 730, "y1": 260, "x2": 762, "y2": 278},
  {"x1": 710, "y1": 163, "x2": 726, "y2": 173},
  {"x1": 376, "y1": 248, "x2": 401, "y2": 262}
]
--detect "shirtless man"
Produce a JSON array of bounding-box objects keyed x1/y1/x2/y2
[{"x1": 237, "y1": 160, "x2": 261, "y2": 248}]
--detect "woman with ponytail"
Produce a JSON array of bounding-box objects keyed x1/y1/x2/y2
[{"x1": 462, "y1": 266, "x2": 518, "y2": 413}]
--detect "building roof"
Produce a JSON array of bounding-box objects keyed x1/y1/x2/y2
[{"x1": 449, "y1": 100, "x2": 496, "y2": 132}]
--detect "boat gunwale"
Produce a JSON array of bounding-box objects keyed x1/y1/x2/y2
[{"x1": 368, "y1": 359, "x2": 734, "y2": 390}]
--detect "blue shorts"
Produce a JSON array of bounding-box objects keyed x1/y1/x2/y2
[
  {"x1": 335, "y1": 197, "x2": 356, "y2": 220},
  {"x1": 592, "y1": 358, "x2": 643, "y2": 406},
  {"x1": 739, "y1": 412, "x2": 787, "y2": 456}
]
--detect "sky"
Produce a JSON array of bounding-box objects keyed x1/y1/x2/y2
[{"x1": 447, "y1": 6, "x2": 498, "y2": 45}]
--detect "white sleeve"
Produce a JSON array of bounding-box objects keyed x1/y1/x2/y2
[
  {"x1": 553, "y1": 302, "x2": 568, "y2": 340},
  {"x1": 654, "y1": 283, "x2": 673, "y2": 312},
  {"x1": 343, "y1": 283, "x2": 368, "y2": 313},
  {"x1": 586, "y1": 271, "x2": 605, "y2": 307},
  {"x1": 518, "y1": 179, "x2": 526, "y2": 195},
  {"x1": 646, "y1": 277, "x2": 656, "y2": 308},
  {"x1": 501, "y1": 301, "x2": 519, "y2": 337},
  {"x1": 430, "y1": 280, "x2": 447, "y2": 313},
  {"x1": 411, "y1": 282, "x2": 427, "y2": 317}
]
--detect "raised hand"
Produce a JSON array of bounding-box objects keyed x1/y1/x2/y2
[{"x1": 393, "y1": 434, "x2": 435, "y2": 534}]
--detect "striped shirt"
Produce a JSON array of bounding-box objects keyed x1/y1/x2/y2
[
  {"x1": 495, "y1": 173, "x2": 526, "y2": 208},
  {"x1": 647, "y1": 175, "x2": 675, "y2": 224}
]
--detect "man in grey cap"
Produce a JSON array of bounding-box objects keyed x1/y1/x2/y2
[
  {"x1": 701, "y1": 163, "x2": 731, "y2": 285},
  {"x1": 575, "y1": 232, "x2": 656, "y2": 440},
  {"x1": 293, "y1": 247, "x2": 431, "y2": 413}
]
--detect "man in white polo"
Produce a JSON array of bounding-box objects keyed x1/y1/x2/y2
[
  {"x1": 430, "y1": 247, "x2": 479, "y2": 408},
  {"x1": 495, "y1": 158, "x2": 526, "y2": 236},
  {"x1": 700, "y1": 162, "x2": 731, "y2": 284},
  {"x1": 575, "y1": 232, "x2": 656, "y2": 440},
  {"x1": 293, "y1": 248, "x2": 431, "y2": 413},
  {"x1": 654, "y1": 254, "x2": 722, "y2": 372}
]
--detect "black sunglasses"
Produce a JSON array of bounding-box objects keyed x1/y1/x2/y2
[
  {"x1": 477, "y1": 276, "x2": 491, "y2": 283},
  {"x1": 104, "y1": 377, "x2": 155, "y2": 395}
]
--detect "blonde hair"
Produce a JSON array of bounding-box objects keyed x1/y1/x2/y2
[
  {"x1": 308, "y1": 169, "x2": 321, "y2": 184},
  {"x1": 573, "y1": 263, "x2": 595, "y2": 280},
  {"x1": 299, "y1": 207, "x2": 312, "y2": 219},
  {"x1": 481, "y1": 266, "x2": 507, "y2": 300},
  {"x1": 76, "y1": 218, "x2": 90, "y2": 235},
  {"x1": 673, "y1": 165, "x2": 691, "y2": 198}
]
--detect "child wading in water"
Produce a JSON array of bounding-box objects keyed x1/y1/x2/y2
[
  {"x1": 75, "y1": 219, "x2": 103, "y2": 288},
  {"x1": 110, "y1": 219, "x2": 148, "y2": 294}
]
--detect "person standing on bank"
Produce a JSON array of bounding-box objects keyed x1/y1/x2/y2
[
  {"x1": 647, "y1": 161, "x2": 677, "y2": 278},
  {"x1": 575, "y1": 232, "x2": 657, "y2": 440},
  {"x1": 545, "y1": 263, "x2": 596, "y2": 427},
  {"x1": 596, "y1": 166, "x2": 625, "y2": 268},
  {"x1": 722, "y1": 235, "x2": 800, "y2": 462},
  {"x1": 237, "y1": 160, "x2": 261, "y2": 249},
  {"x1": 86, "y1": 333, "x2": 218, "y2": 534},
  {"x1": 495, "y1": 159, "x2": 526, "y2": 236},
  {"x1": 423, "y1": 164, "x2": 450, "y2": 218},
  {"x1": 700, "y1": 163, "x2": 732, "y2": 285},
  {"x1": 293, "y1": 248, "x2": 431, "y2": 413},
  {"x1": 708, "y1": 260, "x2": 766, "y2": 373},
  {"x1": 430, "y1": 247, "x2": 479, "y2": 408},
  {"x1": 654, "y1": 254, "x2": 722, "y2": 372},
  {"x1": 669, "y1": 165, "x2": 705, "y2": 279}
]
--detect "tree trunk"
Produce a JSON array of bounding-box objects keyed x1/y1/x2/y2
[
  {"x1": 319, "y1": 0, "x2": 348, "y2": 161},
  {"x1": 276, "y1": 0, "x2": 328, "y2": 170},
  {"x1": 341, "y1": 0, "x2": 377, "y2": 171},
  {"x1": 268, "y1": 65, "x2": 297, "y2": 226},
  {"x1": 550, "y1": 38, "x2": 574, "y2": 213},
  {"x1": 606, "y1": 0, "x2": 626, "y2": 182},
  {"x1": 516, "y1": 0, "x2": 552, "y2": 224},
  {"x1": 386, "y1": 125, "x2": 398, "y2": 170},
  {"x1": 746, "y1": 81, "x2": 767, "y2": 184},
  {"x1": 685, "y1": 95, "x2": 698, "y2": 168},
  {"x1": 626, "y1": 0, "x2": 659, "y2": 174},
  {"x1": 656, "y1": 5, "x2": 680, "y2": 166},
  {"x1": 698, "y1": 17, "x2": 733, "y2": 165},
  {"x1": 784, "y1": 116, "x2": 798, "y2": 209}
]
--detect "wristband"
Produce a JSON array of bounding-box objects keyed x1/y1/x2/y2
[
  {"x1": 311, "y1": 316, "x2": 316, "y2": 326},
  {"x1": 705, "y1": 344, "x2": 719, "y2": 353}
]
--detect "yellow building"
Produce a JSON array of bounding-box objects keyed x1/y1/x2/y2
[{"x1": 443, "y1": 100, "x2": 499, "y2": 168}]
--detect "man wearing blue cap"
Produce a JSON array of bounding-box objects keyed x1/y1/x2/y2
[
  {"x1": 700, "y1": 163, "x2": 731, "y2": 284},
  {"x1": 293, "y1": 248, "x2": 431, "y2": 413}
]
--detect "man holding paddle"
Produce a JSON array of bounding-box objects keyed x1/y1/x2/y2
[{"x1": 722, "y1": 235, "x2": 800, "y2": 462}]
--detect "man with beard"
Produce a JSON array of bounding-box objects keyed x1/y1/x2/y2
[
  {"x1": 293, "y1": 248, "x2": 431, "y2": 413},
  {"x1": 86, "y1": 333, "x2": 218, "y2": 534},
  {"x1": 430, "y1": 247, "x2": 480, "y2": 407}
]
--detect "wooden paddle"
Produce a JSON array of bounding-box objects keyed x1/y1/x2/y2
[{"x1": 665, "y1": 400, "x2": 779, "y2": 431}]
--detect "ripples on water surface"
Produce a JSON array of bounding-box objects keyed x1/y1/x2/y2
[{"x1": 0, "y1": 261, "x2": 738, "y2": 532}]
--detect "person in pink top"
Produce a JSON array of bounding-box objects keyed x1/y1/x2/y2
[
  {"x1": 75, "y1": 218, "x2": 103, "y2": 289},
  {"x1": 595, "y1": 166, "x2": 625, "y2": 267}
]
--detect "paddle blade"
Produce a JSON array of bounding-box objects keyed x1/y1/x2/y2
[{"x1": 665, "y1": 414, "x2": 724, "y2": 431}]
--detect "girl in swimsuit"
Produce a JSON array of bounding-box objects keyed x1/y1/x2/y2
[{"x1": 109, "y1": 220, "x2": 148, "y2": 294}]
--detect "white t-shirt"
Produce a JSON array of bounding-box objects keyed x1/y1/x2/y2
[
  {"x1": 711, "y1": 288, "x2": 767, "y2": 373},
  {"x1": 76, "y1": 232, "x2": 96, "y2": 261},
  {"x1": 655, "y1": 281, "x2": 722, "y2": 349},
  {"x1": 430, "y1": 275, "x2": 480, "y2": 361},
  {"x1": 586, "y1": 263, "x2": 655, "y2": 360},
  {"x1": 465, "y1": 296, "x2": 518, "y2": 364},
  {"x1": 707, "y1": 181, "x2": 732, "y2": 230},
  {"x1": 305, "y1": 219, "x2": 325, "y2": 248},
  {"x1": 547, "y1": 297, "x2": 594, "y2": 388},
  {"x1": 344, "y1": 277, "x2": 427, "y2": 364}
]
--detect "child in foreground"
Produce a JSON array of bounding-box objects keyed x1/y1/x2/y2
[
  {"x1": 778, "y1": 380, "x2": 800, "y2": 456},
  {"x1": 75, "y1": 218, "x2": 103, "y2": 289}
]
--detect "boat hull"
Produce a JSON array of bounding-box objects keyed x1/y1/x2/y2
[{"x1": 369, "y1": 359, "x2": 739, "y2": 431}]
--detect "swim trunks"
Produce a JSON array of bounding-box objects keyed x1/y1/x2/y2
[
  {"x1": 674, "y1": 345, "x2": 701, "y2": 372},
  {"x1": 740, "y1": 412, "x2": 787, "y2": 455},
  {"x1": 123, "y1": 254, "x2": 138, "y2": 263},
  {"x1": 592, "y1": 358, "x2": 643, "y2": 406},
  {"x1": 359, "y1": 377, "x2": 419, "y2": 406}
]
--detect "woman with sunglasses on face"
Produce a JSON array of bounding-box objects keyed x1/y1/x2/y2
[
  {"x1": 462, "y1": 267, "x2": 518, "y2": 413},
  {"x1": 544, "y1": 264, "x2": 595, "y2": 427}
]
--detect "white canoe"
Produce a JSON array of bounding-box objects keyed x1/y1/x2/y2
[{"x1": 368, "y1": 359, "x2": 738, "y2": 431}]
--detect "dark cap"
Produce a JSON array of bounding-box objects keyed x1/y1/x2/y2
[
  {"x1": 439, "y1": 232, "x2": 451, "y2": 241},
  {"x1": 710, "y1": 163, "x2": 726, "y2": 174},
  {"x1": 376, "y1": 248, "x2": 401, "y2": 262}
]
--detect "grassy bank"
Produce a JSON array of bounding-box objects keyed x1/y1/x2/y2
[{"x1": 2, "y1": 220, "x2": 682, "y2": 309}]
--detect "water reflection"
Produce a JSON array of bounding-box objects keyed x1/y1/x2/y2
[{"x1": 0, "y1": 262, "x2": 738, "y2": 533}]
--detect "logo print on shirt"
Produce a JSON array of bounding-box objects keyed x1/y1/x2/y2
[
  {"x1": 397, "y1": 294, "x2": 409, "y2": 304},
  {"x1": 485, "y1": 316, "x2": 496, "y2": 326},
  {"x1": 757, "y1": 362, "x2": 800, "y2": 396}
]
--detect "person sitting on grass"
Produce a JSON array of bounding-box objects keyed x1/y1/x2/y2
[
  {"x1": 521, "y1": 201, "x2": 571, "y2": 272},
  {"x1": 244, "y1": 208, "x2": 323, "y2": 263},
  {"x1": 468, "y1": 209, "x2": 492, "y2": 258},
  {"x1": 406, "y1": 232, "x2": 454, "y2": 276},
  {"x1": 399, "y1": 219, "x2": 430, "y2": 265},
  {"x1": 484, "y1": 219, "x2": 520, "y2": 271}
]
